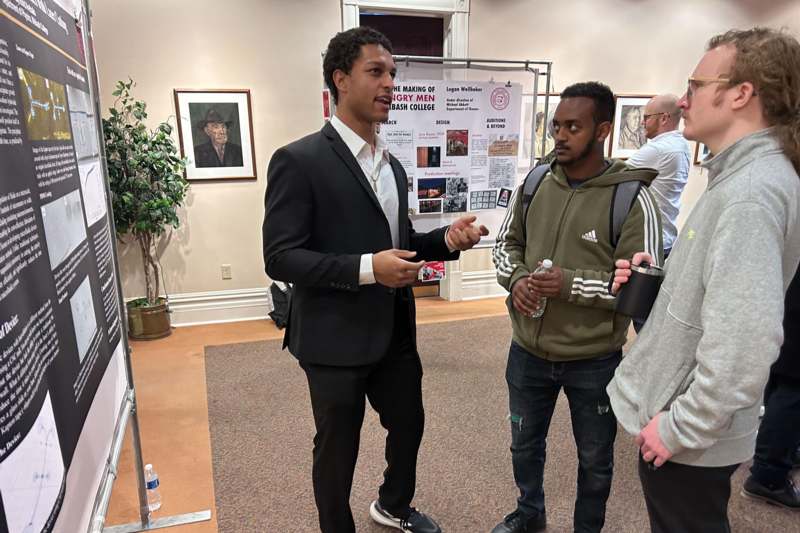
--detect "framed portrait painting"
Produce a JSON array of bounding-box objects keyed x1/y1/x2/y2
[
  {"x1": 519, "y1": 93, "x2": 560, "y2": 168},
  {"x1": 609, "y1": 95, "x2": 653, "y2": 159},
  {"x1": 174, "y1": 89, "x2": 257, "y2": 180}
]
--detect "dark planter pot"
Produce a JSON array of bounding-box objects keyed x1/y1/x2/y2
[{"x1": 127, "y1": 300, "x2": 172, "y2": 340}]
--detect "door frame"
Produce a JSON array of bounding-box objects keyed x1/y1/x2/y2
[{"x1": 341, "y1": 0, "x2": 469, "y2": 58}]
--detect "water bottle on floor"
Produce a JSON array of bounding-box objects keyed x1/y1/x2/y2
[
  {"x1": 530, "y1": 259, "x2": 553, "y2": 319},
  {"x1": 145, "y1": 463, "x2": 162, "y2": 512}
]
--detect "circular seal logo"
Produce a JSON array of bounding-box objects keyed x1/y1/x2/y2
[{"x1": 490, "y1": 87, "x2": 510, "y2": 110}]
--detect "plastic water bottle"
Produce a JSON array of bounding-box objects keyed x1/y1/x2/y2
[
  {"x1": 530, "y1": 259, "x2": 553, "y2": 319},
  {"x1": 144, "y1": 464, "x2": 162, "y2": 512}
]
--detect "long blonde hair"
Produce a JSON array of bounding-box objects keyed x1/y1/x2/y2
[{"x1": 708, "y1": 28, "x2": 800, "y2": 174}]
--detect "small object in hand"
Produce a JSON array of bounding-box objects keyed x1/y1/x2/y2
[
  {"x1": 529, "y1": 259, "x2": 553, "y2": 319},
  {"x1": 616, "y1": 261, "x2": 665, "y2": 321}
]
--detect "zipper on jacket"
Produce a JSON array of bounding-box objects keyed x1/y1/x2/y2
[{"x1": 532, "y1": 188, "x2": 577, "y2": 356}]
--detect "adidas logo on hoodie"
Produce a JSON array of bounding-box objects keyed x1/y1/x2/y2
[{"x1": 581, "y1": 229, "x2": 598, "y2": 243}]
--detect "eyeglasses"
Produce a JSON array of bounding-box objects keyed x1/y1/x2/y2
[
  {"x1": 686, "y1": 76, "x2": 731, "y2": 100},
  {"x1": 642, "y1": 112, "x2": 669, "y2": 122}
]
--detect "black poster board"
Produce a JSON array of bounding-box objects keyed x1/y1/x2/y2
[{"x1": 0, "y1": 2, "x2": 127, "y2": 532}]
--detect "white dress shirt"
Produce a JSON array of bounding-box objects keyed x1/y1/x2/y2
[
  {"x1": 330, "y1": 115, "x2": 399, "y2": 285},
  {"x1": 627, "y1": 130, "x2": 691, "y2": 251}
]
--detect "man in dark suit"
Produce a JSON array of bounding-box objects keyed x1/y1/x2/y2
[
  {"x1": 193, "y1": 108, "x2": 243, "y2": 167},
  {"x1": 262, "y1": 27, "x2": 488, "y2": 533}
]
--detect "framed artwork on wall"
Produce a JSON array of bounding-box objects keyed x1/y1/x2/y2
[
  {"x1": 694, "y1": 142, "x2": 711, "y2": 164},
  {"x1": 519, "y1": 93, "x2": 560, "y2": 168},
  {"x1": 174, "y1": 89, "x2": 257, "y2": 180},
  {"x1": 608, "y1": 95, "x2": 653, "y2": 159}
]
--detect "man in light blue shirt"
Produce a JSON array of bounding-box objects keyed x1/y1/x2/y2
[{"x1": 627, "y1": 94, "x2": 691, "y2": 258}]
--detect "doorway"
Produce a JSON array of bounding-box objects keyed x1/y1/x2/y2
[{"x1": 360, "y1": 13, "x2": 444, "y2": 57}]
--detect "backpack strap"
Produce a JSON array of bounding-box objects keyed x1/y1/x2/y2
[
  {"x1": 609, "y1": 180, "x2": 643, "y2": 248},
  {"x1": 521, "y1": 163, "x2": 550, "y2": 239},
  {"x1": 520, "y1": 163, "x2": 644, "y2": 248}
]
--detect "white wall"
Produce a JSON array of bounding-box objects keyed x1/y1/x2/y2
[
  {"x1": 90, "y1": 0, "x2": 800, "y2": 319},
  {"x1": 91, "y1": 0, "x2": 340, "y2": 306},
  {"x1": 470, "y1": 0, "x2": 800, "y2": 95},
  {"x1": 461, "y1": 0, "x2": 800, "y2": 275}
]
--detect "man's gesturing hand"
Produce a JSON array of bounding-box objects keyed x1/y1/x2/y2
[
  {"x1": 373, "y1": 249, "x2": 425, "y2": 288},
  {"x1": 446, "y1": 215, "x2": 490, "y2": 251}
]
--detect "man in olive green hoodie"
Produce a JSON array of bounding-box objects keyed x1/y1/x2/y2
[{"x1": 490, "y1": 82, "x2": 662, "y2": 533}]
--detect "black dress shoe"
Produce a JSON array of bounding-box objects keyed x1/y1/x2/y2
[
  {"x1": 742, "y1": 475, "x2": 800, "y2": 510},
  {"x1": 369, "y1": 500, "x2": 442, "y2": 533},
  {"x1": 490, "y1": 509, "x2": 547, "y2": 533}
]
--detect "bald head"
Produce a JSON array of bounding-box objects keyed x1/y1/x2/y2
[
  {"x1": 642, "y1": 94, "x2": 682, "y2": 139},
  {"x1": 649, "y1": 94, "x2": 682, "y2": 119}
]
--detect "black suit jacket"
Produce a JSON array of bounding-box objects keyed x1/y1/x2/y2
[
  {"x1": 262, "y1": 122, "x2": 459, "y2": 366},
  {"x1": 194, "y1": 141, "x2": 244, "y2": 167}
]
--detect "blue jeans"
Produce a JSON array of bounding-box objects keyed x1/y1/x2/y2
[{"x1": 505, "y1": 342, "x2": 621, "y2": 533}]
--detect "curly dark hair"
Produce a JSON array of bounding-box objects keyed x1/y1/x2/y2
[
  {"x1": 323, "y1": 27, "x2": 393, "y2": 105},
  {"x1": 560, "y1": 82, "x2": 616, "y2": 124}
]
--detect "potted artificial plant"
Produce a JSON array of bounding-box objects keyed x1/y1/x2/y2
[{"x1": 103, "y1": 79, "x2": 189, "y2": 339}]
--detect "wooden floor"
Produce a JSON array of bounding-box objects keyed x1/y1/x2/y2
[{"x1": 104, "y1": 297, "x2": 507, "y2": 531}]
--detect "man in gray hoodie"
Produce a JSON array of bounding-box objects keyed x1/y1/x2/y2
[{"x1": 607, "y1": 27, "x2": 800, "y2": 533}]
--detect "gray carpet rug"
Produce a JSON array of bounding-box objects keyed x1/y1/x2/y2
[{"x1": 205, "y1": 316, "x2": 798, "y2": 532}]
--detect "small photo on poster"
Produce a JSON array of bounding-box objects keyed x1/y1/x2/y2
[
  {"x1": 489, "y1": 157, "x2": 517, "y2": 190},
  {"x1": 41, "y1": 189, "x2": 88, "y2": 270},
  {"x1": 417, "y1": 178, "x2": 446, "y2": 199},
  {"x1": 407, "y1": 175, "x2": 414, "y2": 192},
  {"x1": 419, "y1": 199, "x2": 442, "y2": 214},
  {"x1": 470, "y1": 190, "x2": 497, "y2": 210},
  {"x1": 446, "y1": 177, "x2": 468, "y2": 196},
  {"x1": 416, "y1": 146, "x2": 441, "y2": 168},
  {"x1": 70, "y1": 276, "x2": 99, "y2": 363},
  {"x1": 443, "y1": 194, "x2": 468, "y2": 213},
  {"x1": 17, "y1": 67, "x2": 71, "y2": 141},
  {"x1": 420, "y1": 261, "x2": 445, "y2": 282},
  {"x1": 488, "y1": 134, "x2": 519, "y2": 157},
  {"x1": 497, "y1": 187, "x2": 513, "y2": 208},
  {"x1": 66, "y1": 84, "x2": 100, "y2": 162},
  {"x1": 446, "y1": 130, "x2": 469, "y2": 156},
  {"x1": 78, "y1": 158, "x2": 107, "y2": 227}
]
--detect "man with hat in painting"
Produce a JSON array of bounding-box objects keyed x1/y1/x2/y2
[{"x1": 194, "y1": 107, "x2": 243, "y2": 167}]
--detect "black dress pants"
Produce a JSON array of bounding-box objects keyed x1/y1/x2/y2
[
  {"x1": 300, "y1": 297, "x2": 424, "y2": 533},
  {"x1": 638, "y1": 454, "x2": 739, "y2": 533}
]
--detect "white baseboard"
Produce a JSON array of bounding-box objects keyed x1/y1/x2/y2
[
  {"x1": 157, "y1": 270, "x2": 505, "y2": 327},
  {"x1": 166, "y1": 288, "x2": 270, "y2": 327},
  {"x1": 460, "y1": 269, "x2": 507, "y2": 301}
]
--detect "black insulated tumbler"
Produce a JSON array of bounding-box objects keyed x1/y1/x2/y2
[{"x1": 615, "y1": 262, "x2": 665, "y2": 321}]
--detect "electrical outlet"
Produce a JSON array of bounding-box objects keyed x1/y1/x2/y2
[{"x1": 221, "y1": 264, "x2": 232, "y2": 280}]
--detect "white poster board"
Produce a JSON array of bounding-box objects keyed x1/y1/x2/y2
[{"x1": 381, "y1": 79, "x2": 523, "y2": 242}]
